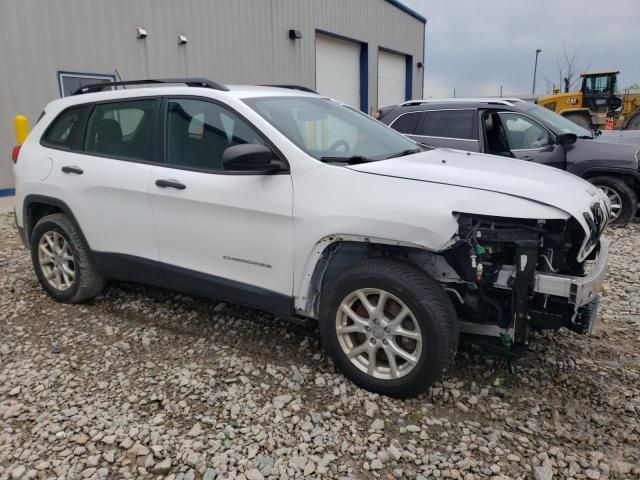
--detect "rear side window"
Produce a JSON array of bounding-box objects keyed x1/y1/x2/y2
[
  {"x1": 390, "y1": 112, "x2": 422, "y2": 134},
  {"x1": 84, "y1": 99, "x2": 157, "y2": 161},
  {"x1": 415, "y1": 110, "x2": 475, "y2": 140},
  {"x1": 42, "y1": 106, "x2": 86, "y2": 149}
]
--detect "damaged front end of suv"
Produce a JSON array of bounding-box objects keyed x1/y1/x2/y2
[{"x1": 441, "y1": 201, "x2": 610, "y2": 345}]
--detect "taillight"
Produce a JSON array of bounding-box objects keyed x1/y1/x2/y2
[{"x1": 11, "y1": 145, "x2": 21, "y2": 163}]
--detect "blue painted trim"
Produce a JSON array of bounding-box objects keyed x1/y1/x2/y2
[
  {"x1": 405, "y1": 55, "x2": 413, "y2": 101},
  {"x1": 316, "y1": 30, "x2": 369, "y2": 113},
  {"x1": 360, "y1": 45, "x2": 369, "y2": 113},
  {"x1": 383, "y1": 0, "x2": 427, "y2": 23},
  {"x1": 0, "y1": 188, "x2": 16, "y2": 197}
]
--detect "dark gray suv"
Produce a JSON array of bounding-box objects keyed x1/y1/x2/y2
[{"x1": 379, "y1": 98, "x2": 640, "y2": 224}]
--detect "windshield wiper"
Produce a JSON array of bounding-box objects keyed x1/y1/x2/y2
[
  {"x1": 319, "y1": 155, "x2": 371, "y2": 165},
  {"x1": 384, "y1": 148, "x2": 422, "y2": 160}
]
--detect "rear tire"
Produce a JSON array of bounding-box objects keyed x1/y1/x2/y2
[
  {"x1": 564, "y1": 113, "x2": 591, "y2": 130},
  {"x1": 588, "y1": 176, "x2": 637, "y2": 225},
  {"x1": 30, "y1": 213, "x2": 105, "y2": 303},
  {"x1": 319, "y1": 258, "x2": 458, "y2": 398}
]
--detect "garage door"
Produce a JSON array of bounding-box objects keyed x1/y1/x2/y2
[
  {"x1": 378, "y1": 50, "x2": 407, "y2": 108},
  {"x1": 316, "y1": 34, "x2": 361, "y2": 109}
]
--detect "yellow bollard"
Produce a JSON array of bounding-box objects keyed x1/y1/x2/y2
[{"x1": 14, "y1": 115, "x2": 29, "y2": 145}]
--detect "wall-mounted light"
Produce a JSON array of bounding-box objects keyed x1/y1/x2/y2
[
  {"x1": 177, "y1": 34, "x2": 188, "y2": 45},
  {"x1": 417, "y1": 62, "x2": 424, "y2": 69},
  {"x1": 288, "y1": 29, "x2": 303, "y2": 40},
  {"x1": 136, "y1": 27, "x2": 148, "y2": 39}
]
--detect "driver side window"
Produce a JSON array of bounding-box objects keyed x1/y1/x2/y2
[
  {"x1": 166, "y1": 98, "x2": 265, "y2": 171},
  {"x1": 497, "y1": 112, "x2": 551, "y2": 150}
]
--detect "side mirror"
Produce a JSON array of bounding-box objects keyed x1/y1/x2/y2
[
  {"x1": 222, "y1": 144, "x2": 281, "y2": 172},
  {"x1": 556, "y1": 133, "x2": 577, "y2": 146}
]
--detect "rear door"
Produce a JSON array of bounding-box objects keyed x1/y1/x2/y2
[
  {"x1": 41, "y1": 99, "x2": 160, "y2": 269},
  {"x1": 493, "y1": 111, "x2": 566, "y2": 169}
]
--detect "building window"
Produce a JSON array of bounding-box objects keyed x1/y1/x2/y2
[{"x1": 58, "y1": 72, "x2": 116, "y2": 97}]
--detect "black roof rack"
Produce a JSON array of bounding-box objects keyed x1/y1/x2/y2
[
  {"x1": 72, "y1": 78, "x2": 229, "y2": 95},
  {"x1": 264, "y1": 84, "x2": 317, "y2": 93}
]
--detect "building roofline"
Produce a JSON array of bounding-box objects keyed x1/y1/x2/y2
[{"x1": 384, "y1": 0, "x2": 427, "y2": 23}]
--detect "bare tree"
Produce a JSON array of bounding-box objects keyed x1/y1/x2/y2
[{"x1": 542, "y1": 44, "x2": 591, "y2": 94}]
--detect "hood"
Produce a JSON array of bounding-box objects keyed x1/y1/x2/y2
[
  {"x1": 568, "y1": 137, "x2": 639, "y2": 170},
  {"x1": 594, "y1": 130, "x2": 640, "y2": 148},
  {"x1": 348, "y1": 148, "x2": 609, "y2": 261}
]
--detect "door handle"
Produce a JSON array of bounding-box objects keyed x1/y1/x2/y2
[
  {"x1": 61, "y1": 165, "x2": 83, "y2": 175},
  {"x1": 155, "y1": 179, "x2": 186, "y2": 190}
]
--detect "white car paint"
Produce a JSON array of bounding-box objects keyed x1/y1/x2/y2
[
  {"x1": 347, "y1": 148, "x2": 608, "y2": 262},
  {"x1": 14, "y1": 84, "x2": 609, "y2": 318}
]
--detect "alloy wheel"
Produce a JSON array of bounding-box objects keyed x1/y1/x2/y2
[
  {"x1": 336, "y1": 288, "x2": 422, "y2": 380},
  {"x1": 38, "y1": 231, "x2": 76, "y2": 291},
  {"x1": 595, "y1": 185, "x2": 622, "y2": 222}
]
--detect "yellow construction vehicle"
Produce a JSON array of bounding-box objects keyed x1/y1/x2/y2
[{"x1": 536, "y1": 71, "x2": 640, "y2": 130}]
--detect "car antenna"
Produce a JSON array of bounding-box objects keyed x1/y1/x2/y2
[{"x1": 114, "y1": 69, "x2": 126, "y2": 88}]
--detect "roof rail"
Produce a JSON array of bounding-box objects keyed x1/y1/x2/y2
[
  {"x1": 264, "y1": 84, "x2": 317, "y2": 93},
  {"x1": 72, "y1": 78, "x2": 229, "y2": 95},
  {"x1": 400, "y1": 97, "x2": 525, "y2": 107}
]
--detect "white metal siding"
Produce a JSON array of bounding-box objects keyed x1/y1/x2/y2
[
  {"x1": 378, "y1": 50, "x2": 406, "y2": 108},
  {"x1": 0, "y1": 0, "x2": 425, "y2": 192},
  {"x1": 315, "y1": 35, "x2": 360, "y2": 108}
]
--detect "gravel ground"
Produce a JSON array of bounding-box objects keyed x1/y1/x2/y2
[{"x1": 0, "y1": 213, "x2": 638, "y2": 480}]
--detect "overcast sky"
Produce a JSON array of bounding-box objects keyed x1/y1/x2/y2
[{"x1": 400, "y1": 0, "x2": 640, "y2": 98}]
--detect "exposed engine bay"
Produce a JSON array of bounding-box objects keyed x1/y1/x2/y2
[{"x1": 427, "y1": 213, "x2": 607, "y2": 344}]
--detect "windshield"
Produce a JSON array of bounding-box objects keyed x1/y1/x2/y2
[
  {"x1": 525, "y1": 104, "x2": 594, "y2": 138},
  {"x1": 243, "y1": 96, "x2": 419, "y2": 161}
]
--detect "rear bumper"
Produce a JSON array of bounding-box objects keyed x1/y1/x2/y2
[{"x1": 534, "y1": 236, "x2": 609, "y2": 306}]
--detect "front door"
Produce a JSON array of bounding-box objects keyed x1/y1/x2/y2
[
  {"x1": 484, "y1": 111, "x2": 566, "y2": 169},
  {"x1": 148, "y1": 97, "x2": 294, "y2": 313}
]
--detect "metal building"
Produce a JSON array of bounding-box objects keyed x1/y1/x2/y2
[{"x1": 0, "y1": 0, "x2": 426, "y2": 195}]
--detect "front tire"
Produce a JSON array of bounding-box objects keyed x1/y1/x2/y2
[
  {"x1": 30, "y1": 213, "x2": 105, "y2": 303},
  {"x1": 588, "y1": 176, "x2": 637, "y2": 225},
  {"x1": 319, "y1": 259, "x2": 458, "y2": 398}
]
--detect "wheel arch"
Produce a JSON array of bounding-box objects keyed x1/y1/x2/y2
[
  {"x1": 295, "y1": 235, "x2": 450, "y2": 318},
  {"x1": 23, "y1": 195, "x2": 89, "y2": 249},
  {"x1": 582, "y1": 170, "x2": 640, "y2": 194}
]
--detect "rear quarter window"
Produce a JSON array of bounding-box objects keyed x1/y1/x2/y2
[
  {"x1": 389, "y1": 112, "x2": 422, "y2": 134},
  {"x1": 41, "y1": 106, "x2": 87, "y2": 149}
]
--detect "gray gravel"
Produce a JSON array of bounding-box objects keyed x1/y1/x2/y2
[{"x1": 0, "y1": 212, "x2": 639, "y2": 479}]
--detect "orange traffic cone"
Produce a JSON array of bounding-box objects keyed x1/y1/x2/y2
[{"x1": 605, "y1": 117, "x2": 615, "y2": 130}]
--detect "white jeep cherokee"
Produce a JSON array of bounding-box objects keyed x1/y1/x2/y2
[{"x1": 13, "y1": 79, "x2": 610, "y2": 397}]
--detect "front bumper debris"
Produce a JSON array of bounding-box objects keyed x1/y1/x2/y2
[
  {"x1": 494, "y1": 237, "x2": 609, "y2": 307},
  {"x1": 534, "y1": 236, "x2": 609, "y2": 306}
]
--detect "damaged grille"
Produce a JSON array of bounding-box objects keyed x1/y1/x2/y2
[{"x1": 582, "y1": 201, "x2": 608, "y2": 252}]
